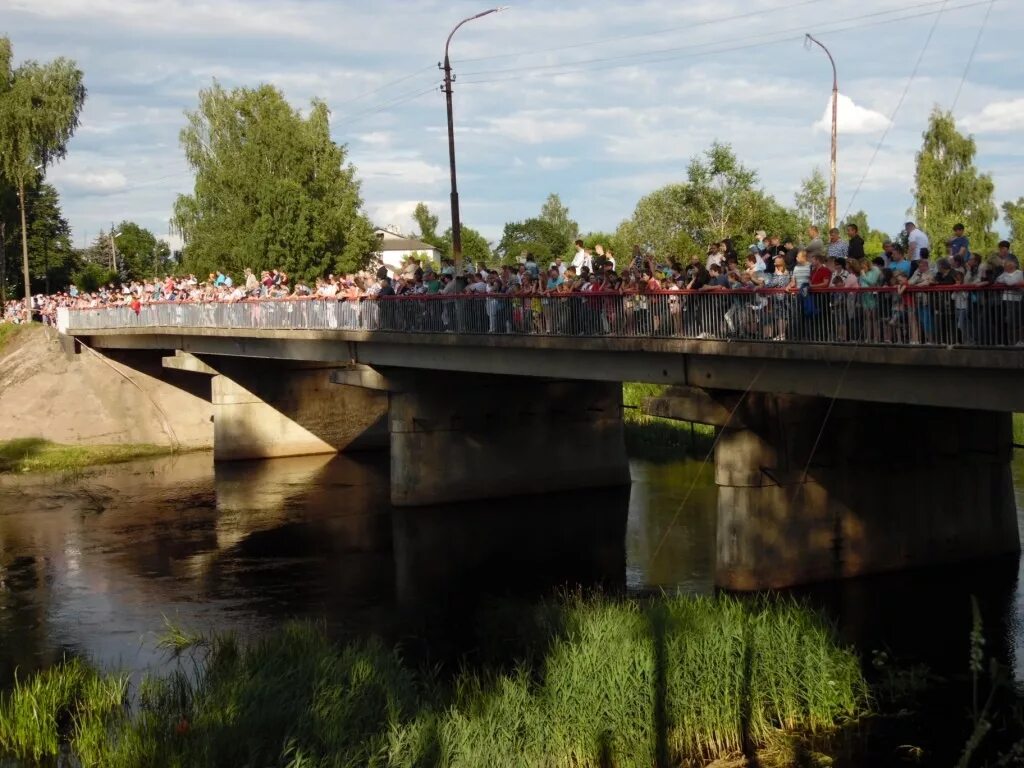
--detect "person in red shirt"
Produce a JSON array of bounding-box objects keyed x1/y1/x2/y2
[{"x1": 809, "y1": 254, "x2": 832, "y2": 289}]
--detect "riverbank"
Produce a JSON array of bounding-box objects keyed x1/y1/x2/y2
[
  {"x1": 623, "y1": 382, "x2": 714, "y2": 461},
  {"x1": 0, "y1": 593, "x2": 866, "y2": 768},
  {"x1": 0, "y1": 438, "x2": 180, "y2": 474}
]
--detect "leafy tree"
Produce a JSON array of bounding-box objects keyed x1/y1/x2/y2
[
  {"x1": 683, "y1": 142, "x2": 759, "y2": 244},
  {"x1": 107, "y1": 221, "x2": 173, "y2": 280},
  {"x1": 412, "y1": 202, "x2": 439, "y2": 246},
  {"x1": 443, "y1": 225, "x2": 491, "y2": 268},
  {"x1": 1001, "y1": 199, "x2": 1024, "y2": 252},
  {"x1": 538, "y1": 193, "x2": 579, "y2": 249},
  {"x1": 913, "y1": 108, "x2": 998, "y2": 253},
  {"x1": 496, "y1": 217, "x2": 569, "y2": 265},
  {"x1": 172, "y1": 82, "x2": 376, "y2": 282},
  {"x1": 628, "y1": 183, "x2": 699, "y2": 259},
  {"x1": 794, "y1": 168, "x2": 828, "y2": 232},
  {"x1": 0, "y1": 36, "x2": 86, "y2": 310}
]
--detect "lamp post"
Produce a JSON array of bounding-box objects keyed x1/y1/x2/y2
[
  {"x1": 805, "y1": 33, "x2": 838, "y2": 231},
  {"x1": 109, "y1": 228, "x2": 121, "y2": 274},
  {"x1": 441, "y1": 6, "x2": 506, "y2": 276}
]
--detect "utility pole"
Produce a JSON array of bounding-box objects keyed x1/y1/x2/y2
[
  {"x1": 441, "y1": 7, "x2": 506, "y2": 276},
  {"x1": 805, "y1": 34, "x2": 838, "y2": 230},
  {"x1": 108, "y1": 225, "x2": 119, "y2": 274},
  {"x1": 0, "y1": 218, "x2": 6, "y2": 305}
]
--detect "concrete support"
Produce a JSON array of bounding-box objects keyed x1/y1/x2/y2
[
  {"x1": 713, "y1": 393, "x2": 1019, "y2": 589},
  {"x1": 172, "y1": 356, "x2": 389, "y2": 461},
  {"x1": 388, "y1": 373, "x2": 630, "y2": 506}
]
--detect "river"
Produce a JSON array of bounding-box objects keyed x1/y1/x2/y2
[{"x1": 1, "y1": 450, "x2": 1023, "y2": 762}]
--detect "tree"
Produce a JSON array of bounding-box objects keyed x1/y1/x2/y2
[
  {"x1": 172, "y1": 82, "x2": 376, "y2": 282},
  {"x1": 0, "y1": 180, "x2": 75, "y2": 296},
  {"x1": 0, "y1": 37, "x2": 85, "y2": 313},
  {"x1": 443, "y1": 225, "x2": 491, "y2": 267},
  {"x1": 538, "y1": 193, "x2": 579, "y2": 249},
  {"x1": 496, "y1": 217, "x2": 569, "y2": 265},
  {"x1": 628, "y1": 183, "x2": 698, "y2": 259},
  {"x1": 794, "y1": 168, "x2": 829, "y2": 232},
  {"x1": 683, "y1": 142, "x2": 759, "y2": 244},
  {"x1": 1002, "y1": 199, "x2": 1024, "y2": 252},
  {"x1": 109, "y1": 220, "x2": 173, "y2": 280},
  {"x1": 412, "y1": 202, "x2": 439, "y2": 245},
  {"x1": 913, "y1": 108, "x2": 998, "y2": 254}
]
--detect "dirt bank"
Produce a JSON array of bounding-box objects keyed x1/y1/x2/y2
[{"x1": 0, "y1": 325, "x2": 212, "y2": 449}]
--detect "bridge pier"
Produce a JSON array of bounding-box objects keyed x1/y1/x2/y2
[
  {"x1": 164, "y1": 353, "x2": 389, "y2": 461},
  {"x1": 387, "y1": 373, "x2": 630, "y2": 506},
  {"x1": 703, "y1": 393, "x2": 1020, "y2": 589}
]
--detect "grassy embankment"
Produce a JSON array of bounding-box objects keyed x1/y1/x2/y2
[
  {"x1": 0, "y1": 322, "x2": 28, "y2": 351},
  {"x1": 0, "y1": 593, "x2": 867, "y2": 768},
  {"x1": 0, "y1": 438, "x2": 175, "y2": 474},
  {"x1": 623, "y1": 382, "x2": 715, "y2": 461}
]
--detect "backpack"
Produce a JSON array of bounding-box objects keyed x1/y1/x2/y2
[{"x1": 799, "y1": 284, "x2": 818, "y2": 317}]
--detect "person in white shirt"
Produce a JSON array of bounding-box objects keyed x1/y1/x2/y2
[
  {"x1": 905, "y1": 222, "x2": 930, "y2": 265},
  {"x1": 570, "y1": 239, "x2": 591, "y2": 274},
  {"x1": 996, "y1": 255, "x2": 1023, "y2": 345}
]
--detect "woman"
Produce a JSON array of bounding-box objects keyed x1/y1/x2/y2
[
  {"x1": 763, "y1": 256, "x2": 791, "y2": 340},
  {"x1": 859, "y1": 257, "x2": 884, "y2": 343}
]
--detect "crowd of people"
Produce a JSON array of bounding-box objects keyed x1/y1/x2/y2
[{"x1": 3, "y1": 222, "x2": 1022, "y2": 346}]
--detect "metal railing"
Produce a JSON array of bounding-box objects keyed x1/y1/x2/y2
[{"x1": 62, "y1": 286, "x2": 1024, "y2": 348}]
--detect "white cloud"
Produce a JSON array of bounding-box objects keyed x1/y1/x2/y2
[
  {"x1": 962, "y1": 98, "x2": 1024, "y2": 133},
  {"x1": 355, "y1": 132, "x2": 393, "y2": 147},
  {"x1": 814, "y1": 93, "x2": 890, "y2": 135},
  {"x1": 479, "y1": 112, "x2": 588, "y2": 144},
  {"x1": 355, "y1": 159, "x2": 446, "y2": 186},
  {"x1": 50, "y1": 169, "x2": 129, "y2": 194}
]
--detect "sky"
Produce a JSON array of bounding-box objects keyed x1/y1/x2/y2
[{"x1": 3, "y1": 0, "x2": 1023, "y2": 251}]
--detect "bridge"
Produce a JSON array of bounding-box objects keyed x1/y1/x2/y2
[{"x1": 59, "y1": 288, "x2": 1024, "y2": 590}]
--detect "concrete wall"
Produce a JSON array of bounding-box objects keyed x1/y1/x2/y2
[
  {"x1": 714, "y1": 394, "x2": 1020, "y2": 589},
  {"x1": 389, "y1": 373, "x2": 630, "y2": 506}
]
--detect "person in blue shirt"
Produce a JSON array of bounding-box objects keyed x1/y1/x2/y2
[
  {"x1": 889, "y1": 243, "x2": 912, "y2": 277},
  {"x1": 949, "y1": 223, "x2": 971, "y2": 263}
]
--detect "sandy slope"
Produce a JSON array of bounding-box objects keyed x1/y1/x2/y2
[{"x1": 0, "y1": 326, "x2": 212, "y2": 448}]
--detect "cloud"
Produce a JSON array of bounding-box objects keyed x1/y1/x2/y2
[
  {"x1": 479, "y1": 112, "x2": 588, "y2": 144},
  {"x1": 50, "y1": 169, "x2": 129, "y2": 194},
  {"x1": 962, "y1": 98, "x2": 1024, "y2": 133},
  {"x1": 814, "y1": 93, "x2": 890, "y2": 135},
  {"x1": 355, "y1": 159, "x2": 446, "y2": 186}
]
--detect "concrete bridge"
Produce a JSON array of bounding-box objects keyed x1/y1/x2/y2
[{"x1": 60, "y1": 293, "x2": 1024, "y2": 590}]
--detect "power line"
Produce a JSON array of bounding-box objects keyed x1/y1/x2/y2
[
  {"x1": 951, "y1": 0, "x2": 997, "y2": 113},
  {"x1": 458, "y1": 0, "x2": 990, "y2": 87},
  {"x1": 456, "y1": 0, "x2": 962, "y2": 81},
  {"x1": 458, "y1": 0, "x2": 830, "y2": 64},
  {"x1": 332, "y1": 64, "x2": 437, "y2": 109},
  {"x1": 841, "y1": 0, "x2": 953, "y2": 220}
]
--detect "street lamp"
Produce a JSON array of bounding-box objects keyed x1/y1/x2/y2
[
  {"x1": 805, "y1": 33, "x2": 838, "y2": 231},
  {"x1": 17, "y1": 163, "x2": 44, "y2": 322},
  {"x1": 441, "y1": 6, "x2": 507, "y2": 276}
]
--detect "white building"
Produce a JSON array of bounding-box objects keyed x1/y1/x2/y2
[{"x1": 374, "y1": 228, "x2": 442, "y2": 274}]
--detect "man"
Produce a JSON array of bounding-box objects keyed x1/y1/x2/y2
[
  {"x1": 554, "y1": 256, "x2": 567, "y2": 278},
  {"x1": 571, "y1": 239, "x2": 591, "y2": 274},
  {"x1": 846, "y1": 223, "x2": 865, "y2": 261},
  {"x1": 809, "y1": 253, "x2": 832, "y2": 289},
  {"x1": 889, "y1": 243, "x2": 912, "y2": 276},
  {"x1": 755, "y1": 229, "x2": 768, "y2": 253},
  {"x1": 949, "y1": 223, "x2": 970, "y2": 263},
  {"x1": 998, "y1": 240, "x2": 1016, "y2": 262},
  {"x1": 805, "y1": 226, "x2": 825, "y2": 261},
  {"x1": 905, "y1": 221, "x2": 930, "y2": 264},
  {"x1": 826, "y1": 228, "x2": 849, "y2": 260}
]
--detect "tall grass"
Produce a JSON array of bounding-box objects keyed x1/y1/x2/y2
[
  {"x1": 1013, "y1": 413, "x2": 1024, "y2": 447},
  {"x1": 0, "y1": 594, "x2": 867, "y2": 767},
  {"x1": 622, "y1": 383, "x2": 715, "y2": 462}
]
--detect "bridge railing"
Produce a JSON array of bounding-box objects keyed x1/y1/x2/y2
[{"x1": 63, "y1": 285, "x2": 1024, "y2": 347}]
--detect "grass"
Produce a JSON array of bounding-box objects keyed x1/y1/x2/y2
[
  {"x1": 623, "y1": 383, "x2": 716, "y2": 462},
  {"x1": 0, "y1": 322, "x2": 30, "y2": 353},
  {"x1": 1014, "y1": 413, "x2": 1024, "y2": 447},
  {"x1": 0, "y1": 438, "x2": 177, "y2": 474},
  {"x1": 0, "y1": 593, "x2": 868, "y2": 768}
]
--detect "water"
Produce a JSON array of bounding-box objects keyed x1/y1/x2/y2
[{"x1": 1, "y1": 449, "x2": 1023, "y2": 761}]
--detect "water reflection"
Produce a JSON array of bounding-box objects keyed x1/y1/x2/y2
[{"x1": 1, "y1": 449, "x2": 1023, "y2": 692}]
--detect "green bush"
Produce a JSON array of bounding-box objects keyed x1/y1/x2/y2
[{"x1": 70, "y1": 262, "x2": 119, "y2": 293}]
